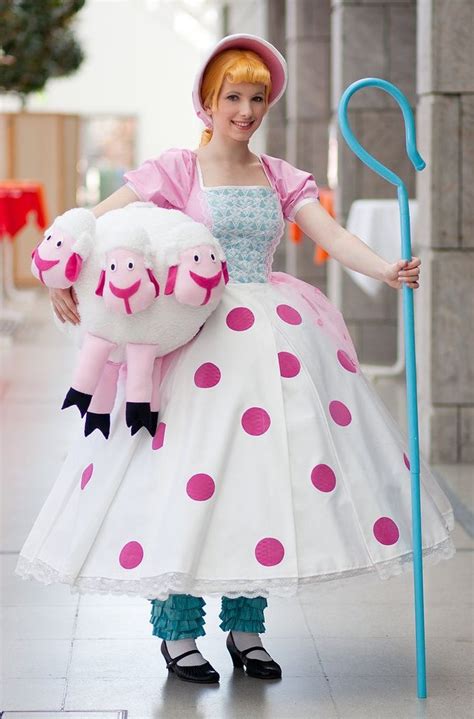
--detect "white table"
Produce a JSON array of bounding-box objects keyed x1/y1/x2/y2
[{"x1": 328, "y1": 199, "x2": 418, "y2": 378}]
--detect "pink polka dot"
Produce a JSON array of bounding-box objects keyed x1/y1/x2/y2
[
  {"x1": 278, "y1": 351, "x2": 301, "y2": 378},
  {"x1": 194, "y1": 362, "x2": 221, "y2": 388},
  {"x1": 152, "y1": 422, "x2": 166, "y2": 450},
  {"x1": 337, "y1": 349, "x2": 357, "y2": 373},
  {"x1": 119, "y1": 541, "x2": 144, "y2": 569},
  {"x1": 276, "y1": 304, "x2": 302, "y2": 325},
  {"x1": 186, "y1": 473, "x2": 215, "y2": 501},
  {"x1": 329, "y1": 400, "x2": 352, "y2": 426},
  {"x1": 373, "y1": 517, "x2": 400, "y2": 546},
  {"x1": 80, "y1": 463, "x2": 93, "y2": 490},
  {"x1": 311, "y1": 464, "x2": 337, "y2": 492},
  {"x1": 403, "y1": 452, "x2": 410, "y2": 470},
  {"x1": 226, "y1": 307, "x2": 255, "y2": 331},
  {"x1": 255, "y1": 537, "x2": 285, "y2": 566},
  {"x1": 317, "y1": 318, "x2": 324, "y2": 326},
  {"x1": 241, "y1": 407, "x2": 271, "y2": 435}
]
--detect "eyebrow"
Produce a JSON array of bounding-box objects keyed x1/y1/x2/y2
[{"x1": 225, "y1": 91, "x2": 265, "y2": 96}]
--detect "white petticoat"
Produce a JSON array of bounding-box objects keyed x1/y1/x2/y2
[{"x1": 15, "y1": 273, "x2": 456, "y2": 599}]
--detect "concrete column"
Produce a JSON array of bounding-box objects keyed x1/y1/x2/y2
[
  {"x1": 416, "y1": 0, "x2": 474, "y2": 462},
  {"x1": 330, "y1": 0, "x2": 417, "y2": 365},
  {"x1": 285, "y1": 0, "x2": 331, "y2": 289}
]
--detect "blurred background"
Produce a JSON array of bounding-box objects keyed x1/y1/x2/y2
[
  {"x1": 0, "y1": 1, "x2": 472, "y2": 716},
  {"x1": 1, "y1": 0, "x2": 472, "y2": 464}
]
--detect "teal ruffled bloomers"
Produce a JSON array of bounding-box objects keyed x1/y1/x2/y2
[
  {"x1": 218, "y1": 596, "x2": 268, "y2": 633},
  {"x1": 149, "y1": 594, "x2": 268, "y2": 640}
]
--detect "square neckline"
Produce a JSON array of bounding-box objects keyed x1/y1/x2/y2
[{"x1": 191, "y1": 150, "x2": 274, "y2": 192}]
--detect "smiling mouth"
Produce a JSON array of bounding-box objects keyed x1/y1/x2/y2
[{"x1": 232, "y1": 121, "x2": 254, "y2": 130}]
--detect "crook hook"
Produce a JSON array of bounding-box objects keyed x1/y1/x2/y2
[{"x1": 338, "y1": 78, "x2": 425, "y2": 188}]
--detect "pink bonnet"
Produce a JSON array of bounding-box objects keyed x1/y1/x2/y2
[{"x1": 192, "y1": 33, "x2": 288, "y2": 129}]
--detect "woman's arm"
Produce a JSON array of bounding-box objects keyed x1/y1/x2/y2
[
  {"x1": 92, "y1": 184, "x2": 139, "y2": 218},
  {"x1": 51, "y1": 185, "x2": 140, "y2": 324},
  {"x1": 294, "y1": 201, "x2": 420, "y2": 290}
]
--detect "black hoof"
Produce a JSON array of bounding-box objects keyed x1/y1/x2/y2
[
  {"x1": 62, "y1": 388, "x2": 92, "y2": 417},
  {"x1": 126, "y1": 402, "x2": 152, "y2": 436},
  {"x1": 84, "y1": 412, "x2": 111, "y2": 439}
]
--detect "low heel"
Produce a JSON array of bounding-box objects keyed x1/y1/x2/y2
[
  {"x1": 228, "y1": 646, "x2": 244, "y2": 668},
  {"x1": 225, "y1": 632, "x2": 282, "y2": 679}
]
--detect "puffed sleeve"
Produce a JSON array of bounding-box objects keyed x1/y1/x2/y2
[
  {"x1": 261, "y1": 155, "x2": 320, "y2": 222},
  {"x1": 123, "y1": 147, "x2": 194, "y2": 209}
]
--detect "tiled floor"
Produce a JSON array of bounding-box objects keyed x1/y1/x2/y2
[{"x1": 1, "y1": 294, "x2": 473, "y2": 719}]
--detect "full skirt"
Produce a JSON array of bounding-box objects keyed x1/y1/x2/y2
[{"x1": 15, "y1": 272, "x2": 456, "y2": 599}]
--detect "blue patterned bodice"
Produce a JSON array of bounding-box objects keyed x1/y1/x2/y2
[{"x1": 204, "y1": 186, "x2": 285, "y2": 283}]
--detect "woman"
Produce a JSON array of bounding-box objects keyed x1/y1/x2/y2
[{"x1": 16, "y1": 34, "x2": 454, "y2": 686}]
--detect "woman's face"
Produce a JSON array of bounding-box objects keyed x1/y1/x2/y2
[{"x1": 208, "y1": 78, "x2": 267, "y2": 141}]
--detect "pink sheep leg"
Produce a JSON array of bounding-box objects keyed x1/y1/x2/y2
[
  {"x1": 84, "y1": 361, "x2": 122, "y2": 439},
  {"x1": 149, "y1": 357, "x2": 163, "y2": 436},
  {"x1": 62, "y1": 333, "x2": 117, "y2": 417},
  {"x1": 125, "y1": 343, "x2": 159, "y2": 436}
]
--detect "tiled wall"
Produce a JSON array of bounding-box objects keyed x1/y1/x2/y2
[
  {"x1": 331, "y1": 0, "x2": 417, "y2": 366},
  {"x1": 416, "y1": 0, "x2": 474, "y2": 462}
]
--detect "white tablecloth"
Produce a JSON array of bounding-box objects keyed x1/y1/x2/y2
[{"x1": 344, "y1": 199, "x2": 418, "y2": 297}]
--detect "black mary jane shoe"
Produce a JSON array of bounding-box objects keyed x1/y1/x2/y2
[
  {"x1": 161, "y1": 640, "x2": 220, "y2": 684},
  {"x1": 226, "y1": 631, "x2": 282, "y2": 679}
]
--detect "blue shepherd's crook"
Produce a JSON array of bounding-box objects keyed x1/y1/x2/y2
[{"x1": 338, "y1": 78, "x2": 428, "y2": 699}]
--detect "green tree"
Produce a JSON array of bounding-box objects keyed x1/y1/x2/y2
[{"x1": 0, "y1": 0, "x2": 86, "y2": 108}]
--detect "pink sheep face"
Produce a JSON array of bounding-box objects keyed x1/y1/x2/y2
[
  {"x1": 96, "y1": 248, "x2": 159, "y2": 315},
  {"x1": 168, "y1": 245, "x2": 227, "y2": 306},
  {"x1": 31, "y1": 226, "x2": 82, "y2": 288}
]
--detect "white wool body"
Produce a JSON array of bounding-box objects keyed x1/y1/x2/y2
[{"x1": 54, "y1": 203, "x2": 226, "y2": 362}]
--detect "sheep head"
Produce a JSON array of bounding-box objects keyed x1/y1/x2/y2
[
  {"x1": 95, "y1": 226, "x2": 159, "y2": 315},
  {"x1": 163, "y1": 224, "x2": 228, "y2": 307},
  {"x1": 31, "y1": 208, "x2": 95, "y2": 288}
]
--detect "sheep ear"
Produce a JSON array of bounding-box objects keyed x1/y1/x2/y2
[
  {"x1": 95, "y1": 269, "x2": 106, "y2": 296},
  {"x1": 165, "y1": 265, "x2": 178, "y2": 295},
  {"x1": 147, "y1": 268, "x2": 160, "y2": 297},
  {"x1": 65, "y1": 253, "x2": 83, "y2": 282},
  {"x1": 222, "y1": 261, "x2": 229, "y2": 284}
]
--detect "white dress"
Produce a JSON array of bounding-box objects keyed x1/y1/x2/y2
[{"x1": 15, "y1": 176, "x2": 455, "y2": 601}]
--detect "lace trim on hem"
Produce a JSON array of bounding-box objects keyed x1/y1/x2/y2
[{"x1": 14, "y1": 535, "x2": 456, "y2": 600}]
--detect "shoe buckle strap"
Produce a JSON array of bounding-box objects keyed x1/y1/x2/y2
[
  {"x1": 241, "y1": 645, "x2": 268, "y2": 658},
  {"x1": 167, "y1": 648, "x2": 201, "y2": 668}
]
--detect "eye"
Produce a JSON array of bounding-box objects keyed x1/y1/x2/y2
[
  {"x1": 210, "y1": 252, "x2": 216, "y2": 262},
  {"x1": 127, "y1": 259, "x2": 135, "y2": 271},
  {"x1": 253, "y1": 96, "x2": 264, "y2": 102},
  {"x1": 193, "y1": 253, "x2": 200, "y2": 263},
  {"x1": 45, "y1": 235, "x2": 51, "y2": 241},
  {"x1": 55, "y1": 239, "x2": 62, "y2": 248},
  {"x1": 227, "y1": 95, "x2": 238, "y2": 101},
  {"x1": 110, "y1": 260, "x2": 117, "y2": 272}
]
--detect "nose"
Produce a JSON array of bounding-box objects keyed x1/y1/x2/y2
[{"x1": 238, "y1": 100, "x2": 253, "y2": 118}]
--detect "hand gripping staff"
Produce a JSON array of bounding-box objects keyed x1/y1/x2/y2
[{"x1": 338, "y1": 78, "x2": 428, "y2": 699}]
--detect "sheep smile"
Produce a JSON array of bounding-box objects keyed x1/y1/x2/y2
[
  {"x1": 33, "y1": 250, "x2": 60, "y2": 272},
  {"x1": 189, "y1": 269, "x2": 222, "y2": 305},
  {"x1": 109, "y1": 278, "x2": 142, "y2": 314},
  {"x1": 33, "y1": 249, "x2": 60, "y2": 284}
]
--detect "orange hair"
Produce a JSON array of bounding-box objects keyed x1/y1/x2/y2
[{"x1": 199, "y1": 48, "x2": 272, "y2": 147}]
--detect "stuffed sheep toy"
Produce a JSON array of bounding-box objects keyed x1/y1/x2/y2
[{"x1": 31, "y1": 202, "x2": 229, "y2": 438}]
